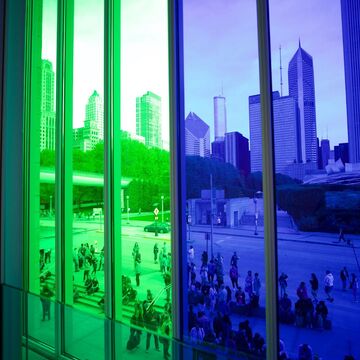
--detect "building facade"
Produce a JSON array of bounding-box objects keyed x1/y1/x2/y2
[
  {"x1": 224, "y1": 131, "x2": 250, "y2": 176},
  {"x1": 213, "y1": 95, "x2": 227, "y2": 141},
  {"x1": 40, "y1": 59, "x2": 56, "y2": 150},
  {"x1": 185, "y1": 111, "x2": 210, "y2": 157},
  {"x1": 320, "y1": 139, "x2": 330, "y2": 169},
  {"x1": 136, "y1": 91, "x2": 162, "y2": 148},
  {"x1": 288, "y1": 42, "x2": 318, "y2": 164},
  {"x1": 341, "y1": 0, "x2": 360, "y2": 163},
  {"x1": 249, "y1": 92, "x2": 300, "y2": 174}
]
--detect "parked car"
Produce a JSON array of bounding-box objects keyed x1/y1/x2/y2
[{"x1": 144, "y1": 222, "x2": 171, "y2": 233}]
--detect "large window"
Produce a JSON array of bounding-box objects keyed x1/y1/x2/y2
[
  {"x1": 269, "y1": 1, "x2": 360, "y2": 359},
  {"x1": 182, "y1": 1, "x2": 268, "y2": 358}
]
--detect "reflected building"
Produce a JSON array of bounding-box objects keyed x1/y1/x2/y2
[
  {"x1": 341, "y1": 0, "x2": 360, "y2": 163},
  {"x1": 249, "y1": 92, "x2": 301, "y2": 174},
  {"x1": 40, "y1": 60, "x2": 56, "y2": 151},
  {"x1": 185, "y1": 111, "x2": 210, "y2": 157},
  {"x1": 288, "y1": 41, "x2": 318, "y2": 164},
  {"x1": 136, "y1": 91, "x2": 162, "y2": 148}
]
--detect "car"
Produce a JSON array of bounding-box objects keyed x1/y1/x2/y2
[{"x1": 144, "y1": 222, "x2": 171, "y2": 234}]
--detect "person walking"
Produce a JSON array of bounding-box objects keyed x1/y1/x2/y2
[
  {"x1": 153, "y1": 243, "x2": 159, "y2": 264},
  {"x1": 350, "y1": 273, "x2": 359, "y2": 302},
  {"x1": 132, "y1": 242, "x2": 139, "y2": 270},
  {"x1": 279, "y1": 272, "x2": 288, "y2": 298},
  {"x1": 340, "y1": 266, "x2": 349, "y2": 291},
  {"x1": 40, "y1": 283, "x2": 54, "y2": 321},
  {"x1": 310, "y1": 273, "x2": 319, "y2": 302},
  {"x1": 324, "y1": 270, "x2": 334, "y2": 302},
  {"x1": 135, "y1": 252, "x2": 141, "y2": 287},
  {"x1": 253, "y1": 272, "x2": 261, "y2": 297}
]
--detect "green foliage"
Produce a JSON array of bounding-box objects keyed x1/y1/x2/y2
[{"x1": 186, "y1": 156, "x2": 246, "y2": 199}]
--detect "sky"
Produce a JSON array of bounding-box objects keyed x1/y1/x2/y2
[{"x1": 42, "y1": 0, "x2": 348, "y2": 148}]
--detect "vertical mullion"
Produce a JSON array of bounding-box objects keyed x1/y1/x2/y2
[
  {"x1": 256, "y1": 0, "x2": 279, "y2": 358},
  {"x1": 168, "y1": 0, "x2": 186, "y2": 343},
  {"x1": 104, "y1": 0, "x2": 121, "y2": 358},
  {"x1": 55, "y1": 0, "x2": 74, "y2": 356}
]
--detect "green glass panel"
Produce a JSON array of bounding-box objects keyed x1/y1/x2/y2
[
  {"x1": 118, "y1": 1, "x2": 172, "y2": 341},
  {"x1": 27, "y1": 0, "x2": 57, "y2": 349}
]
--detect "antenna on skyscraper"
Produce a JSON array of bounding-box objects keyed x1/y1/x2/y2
[
  {"x1": 221, "y1": 82, "x2": 224, "y2": 96},
  {"x1": 279, "y1": 45, "x2": 283, "y2": 97}
]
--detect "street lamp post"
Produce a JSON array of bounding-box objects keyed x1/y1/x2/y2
[
  {"x1": 126, "y1": 195, "x2": 130, "y2": 224},
  {"x1": 161, "y1": 195, "x2": 164, "y2": 223},
  {"x1": 49, "y1": 195, "x2": 53, "y2": 216}
]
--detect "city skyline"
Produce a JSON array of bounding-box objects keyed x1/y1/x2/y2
[{"x1": 184, "y1": 0, "x2": 348, "y2": 147}]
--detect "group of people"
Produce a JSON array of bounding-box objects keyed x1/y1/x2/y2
[
  {"x1": 131, "y1": 241, "x2": 172, "y2": 288},
  {"x1": 126, "y1": 287, "x2": 172, "y2": 359},
  {"x1": 186, "y1": 247, "x2": 266, "y2": 357}
]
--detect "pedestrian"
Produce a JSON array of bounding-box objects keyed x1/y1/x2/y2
[
  {"x1": 200, "y1": 264, "x2": 208, "y2": 285},
  {"x1": 339, "y1": 227, "x2": 346, "y2": 243},
  {"x1": 135, "y1": 252, "x2": 141, "y2": 287},
  {"x1": 350, "y1": 273, "x2": 359, "y2": 302},
  {"x1": 253, "y1": 272, "x2": 261, "y2": 297},
  {"x1": 245, "y1": 270, "x2": 253, "y2": 299},
  {"x1": 163, "y1": 270, "x2": 171, "y2": 301},
  {"x1": 153, "y1": 243, "x2": 159, "y2": 264},
  {"x1": 207, "y1": 260, "x2": 215, "y2": 284},
  {"x1": 296, "y1": 281, "x2": 309, "y2": 300},
  {"x1": 310, "y1": 273, "x2": 319, "y2": 302},
  {"x1": 132, "y1": 242, "x2": 139, "y2": 270},
  {"x1": 40, "y1": 283, "x2": 54, "y2": 321},
  {"x1": 44, "y1": 249, "x2": 51, "y2": 263},
  {"x1": 340, "y1": 266, "x2": 349, "y2": 291},
  {"x1": 201, "y1": 250, "x2": 208, "y2": 266},
  {"x1": 73, "y1": 248, "x2": 79, "y2": 272},
  {"x1": 324, "y1": 270, "x2": 334, "y2": 302},
  {"x1": 144, "y1": 307, "x2": 160, "y2": 352},
  {"x1": 97, "y1": 247, "x2": 104, "y2": 271},
  {"x1": 188, "y1": 245, "x2": 194, "y2": 263},
  {"x1": 229, "y1": 264, "x2": 239, "y2": 290},
  {"x1": 91, "y1": 257, "x2": 98, "y2": 276},
  {"x1": 279, "y1": 272, "x2": 288, "y2": 298},
  {"x1": 159, "y1": 312, "x2": 171, "y2": 360},
  {"x1": 83, "y1": 259, "x2": 91, "y2": 282},
  {"x1": 230, "y1": 251, "x2": 239, "y2": 268}
]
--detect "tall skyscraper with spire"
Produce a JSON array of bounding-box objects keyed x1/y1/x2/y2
[
  {"x1": 213, "y1": 95, "x2": 227, "y2": 141},
  {"x1": 136, "y1": 91, "x2": 162, "y2": 148},
  {"x1": 341, "y1": 0, "x2": 360, "y2": 163},
  {"x1": 40, "y1": 60, "x2": 56, "y2": 150},
  {"x1": 288, "y1": 41, "x2": 318, "y2": 164}
]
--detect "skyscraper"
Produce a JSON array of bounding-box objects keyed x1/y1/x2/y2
[
  {"x1": 341, "y1": 0, "x2": 360, "y2": 163},
  {"x1": 73, "y1": 91, "x2": 103, "y2": 151},
  {"x1": 320, "y1": 139, "x2": 330, "y2": 169},
  {"x1": 85, "y1": 90, "x2": 104, "y2": 140},
  {"x1": 185, "y1": 112, "x2": 210, "y2": 157},
  {"x1": 136, "y1": 91, "x2": 162, "y2": 148},
  {"x1": 224, "y1": 131, "x2": 250, "y2": 176},
  {"x1": 288, "y1": 42, "x2": 318, "y2": 164},
  {"x1": 249, "y1": 92, "x2": 300, "y2": 174},
  {"x1": 40, "y1": 59, "x2": 56, "y2": 150},
  {"x1": 214, "y1": 95, "x2": 227, "y2": 141}
]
